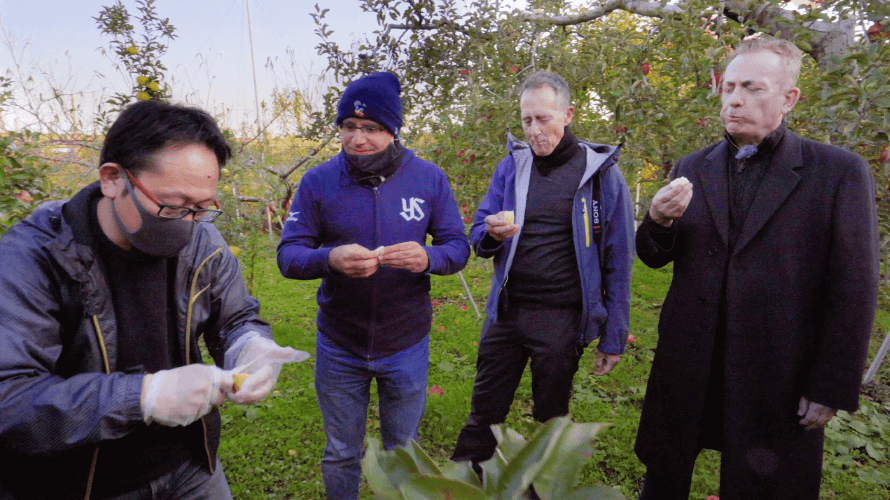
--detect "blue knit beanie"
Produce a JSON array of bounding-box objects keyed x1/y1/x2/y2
[{"x1": 336, "y1": 72, "x2": 403, "y2": 136}]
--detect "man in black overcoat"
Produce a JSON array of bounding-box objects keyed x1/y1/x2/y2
[{"x1": 634, "y1": 36, "x2": 880, "y2": 500}]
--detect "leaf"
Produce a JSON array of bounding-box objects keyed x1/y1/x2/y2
[
  {"x1": 362, "y1": 437, "x2": 420, "y2": 499},
  {"x1": 438, "y1": 361, "x2": 454, "y2": 373},
  {"x1": 857, "y1": 468, "x2": 890, "y2": 486},
  {"x1": 400, "y1": 476, "x2": 487, "y2": 500},
  {"x1": 534, "y1": 422, "x2": 609, "y2": 500},
  {"x1": 442, "y1": 460, "x2": 482, "y2": 488},
  {"x1": 491, "y1": 425, "x2": 527, "y2": 462},
  {"x1": 865, "y1": 442, "x2": 885, "y2": 462},
  {"x1": 847, "y1": 420, "x2": 872, "y2": 436},
  {"x1": 479, "y1": 450, "x2": 507, "y2": 496},
  {"x1": 404, "y1": 440, "x2": 443, "y2": 476},
  {"x1": 245, "y1": 405, "x2": 259, "y2": 421},
  {"x1": 846, "y1": 434, "x2": 867, "y2": 448},
  {"x1": 495, "y1": 417, "x2": 571, "y2": 498}
]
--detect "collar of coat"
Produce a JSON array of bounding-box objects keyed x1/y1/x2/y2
[
  {"x1": 697, "y1": 127, "x2": 804, "y2": 253},
  {"x1": 724, "y1": 120, "x2": 788, "y2": 163}
]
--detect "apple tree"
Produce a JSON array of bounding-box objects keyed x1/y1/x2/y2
[
  {"x1": 309, "y1": 0, "x2": 889, "y2": 234},
  {"x1": 94, "y1": 0, "x2": 177, "y2": 125}
]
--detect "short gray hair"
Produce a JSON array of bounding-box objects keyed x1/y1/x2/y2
[
  {"x1": 725, "y1": 36, "x2": 803, "y2": 89},
  {"x1": 520, "y1": 71, "x2": 572, "y2": 111}
]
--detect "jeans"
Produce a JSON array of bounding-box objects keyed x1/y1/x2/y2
[
  {"x1": 315, "y1": 331, "x2": 429, "y2": 500},
  {"x1": 100, "y1": 458, "x2": 232, "y2": 500},
  {"x1": 452, "y1": 306, "x2": 583, "y2": 465}
]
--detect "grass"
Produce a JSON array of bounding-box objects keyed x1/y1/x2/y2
[{"x1": 217, "y1": 243, "x2": 890, "y2": 499}]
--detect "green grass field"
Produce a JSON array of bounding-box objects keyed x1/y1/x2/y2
[{"x1": 217, "y1": 245, "x2": 890, "y2": 499}]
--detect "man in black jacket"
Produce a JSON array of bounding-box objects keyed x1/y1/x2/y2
[
  {"x1": 0, "y1": 100, "x2": 306, "y2": 499},
  {"x1": 635, "y1": 37, "x2": 879, "y2": 500}
]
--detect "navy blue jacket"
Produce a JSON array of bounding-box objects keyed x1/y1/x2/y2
[
  {"x1": 277, "y1": 148, "x2": 470, "y2": 359},
  {"x1": 472, "y1": 133, "x2": 635, "y2": 354}
]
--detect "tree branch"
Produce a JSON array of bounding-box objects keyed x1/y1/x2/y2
[
  {"x1": 518, "y1": 0, "x2": 684, "y2": 24},
  {"x1": 383, "y1": 1, "x2": 854, "y2": 71},
  {"x1": 276, "y1": 129, "x2": 338, "y2": 180}
]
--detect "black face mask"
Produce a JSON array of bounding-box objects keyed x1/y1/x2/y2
[
  {"x1": 344, "y1": 142, "x2": 405, "y2": 187},
  {"x1": 111, "y1": 177, "x2": 195, "y2": 258},
  {"x1": 344, "y1": 141, "x2": 403, "y2": 173}
]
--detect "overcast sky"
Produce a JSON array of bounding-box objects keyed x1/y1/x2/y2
[
  {"x1": 1, "y1": 1, "x2": 817, "y2": 131},
  {"x1": 0, "y1": 0, "x2": 382, "y2": 129}
]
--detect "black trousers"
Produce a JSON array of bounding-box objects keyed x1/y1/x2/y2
[{"x1": 451, "y1": 306, "x2": 583, "y2": 464}]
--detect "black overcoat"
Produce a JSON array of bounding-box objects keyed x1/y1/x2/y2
[{"x1": 634, "y1": 130, "x2": 880, "y2": 500}]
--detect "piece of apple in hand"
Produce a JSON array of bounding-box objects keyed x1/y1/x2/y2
[
  {"x1": 503, "y1": 210, "x2": 514, "y2": 225},
  {"x1": 233, "y1": 373, "x2": 249, "y2": 392}
]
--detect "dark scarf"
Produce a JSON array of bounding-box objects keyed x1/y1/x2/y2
[
  {"x1": 532, "y1": 127, "x2": 580, "y2": 175},
  {"x1": 344, "y1": 142, "x2": 406, "y2": 187},
  {"x1": 725, "y1": 120, "x2": 787, "y2": 171}
]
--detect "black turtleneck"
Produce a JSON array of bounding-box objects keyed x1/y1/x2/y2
[
  {"x1": 532, "y1": 127, "x2": 581, "y2": 175},
  {"x1": 725, "y1": 121, "x2": 787, "y2": 248},
  {"x1": 87, "y1": 195, "x2": 199, "y2": 496},
  {"x1": 507, "y1": 127, "x2": 586, "y2": 309}
]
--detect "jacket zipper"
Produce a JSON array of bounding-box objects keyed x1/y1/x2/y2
[
  {"x1": 368, "y1": 187, "x2": 380, "y2": 360},
  {"x1": 184, "y1": 245, "x2": 223, "y2": 473},
  {"x1": 84, "y1": 315, "x2": 112, "y2": 500},
  {"x1": 185, "y1": 246, "x2": 223, "y2": 362},
  {"x1": 582, "y1": 198, "x2": 591, "y2": 248}
]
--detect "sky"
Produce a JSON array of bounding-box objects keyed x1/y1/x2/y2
[
  {"x1": 0, "y1": 0, "x2": 819, "y2": 132},
  {"x1": 0, "y1": 0, "x2": 383, "y2": 129}
]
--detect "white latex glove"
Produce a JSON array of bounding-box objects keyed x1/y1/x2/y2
[
  {"x1": 141, "y1": 364, "x2": 233, "y2": 427},
  {"x1": 227, "y1": 336, "x2": 309, "y2": 405}
]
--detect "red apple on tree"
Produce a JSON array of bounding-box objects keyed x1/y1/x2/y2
[
  {"x1": 14, "y1": 190, "x2": 33, "y2": 204},
  {"x1": 868, "y1": 23, "x2": 889, "y2": 42},
  {"x1": 641, "y1": 63, "x2": 650, "y2": 76}
]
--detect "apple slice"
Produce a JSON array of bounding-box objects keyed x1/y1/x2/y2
[
  {"x1": 503, "y1": 211, "x2": 515, "y2": 225},
  {"x1": 669, "y1": 176, "x2": 690, "y2": 188},
  {"x1": 233, "y1": 373, "x2": 249, "y2": 392}
]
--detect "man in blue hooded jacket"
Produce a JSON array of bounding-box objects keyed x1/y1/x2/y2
[
  {"x1": 451, "y1": 71, "x2": 635, "y2": 469},
  {"x1": 277, "y1": 72, "x2": 470, "y2": 500}
]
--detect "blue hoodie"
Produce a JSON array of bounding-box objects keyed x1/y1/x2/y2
[
  {"x1": 472, "y1": 133, "x2": 635, "y2": 354},
  {"x1": 277, "y1": 148, "x2": 470, "y2": 359}
]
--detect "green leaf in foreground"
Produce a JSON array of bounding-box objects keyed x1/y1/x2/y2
[{"x1": 400, "y1": 476, "x2": 487, "y2": 500}]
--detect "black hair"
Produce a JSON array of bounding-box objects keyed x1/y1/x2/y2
[{"x1": 99, "y1": 100, "x2": 233, "y2": 174}]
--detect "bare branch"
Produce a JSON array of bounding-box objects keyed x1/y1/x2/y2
[
  {"x1": 30, "y1": 153, "x2": 94, "y2": 169},
  {"x1": 236, "y1": 196, "x2": 267, "y2": 203},
  {"x1": 382, "y1": 1, "x2": 854, "y2": 71},
  {"x1": 519, "y1": 0, "x2": 685, "y2": 24},
  {"x1": 277, "y1": 130, "x2": 338, "y2": 180}
]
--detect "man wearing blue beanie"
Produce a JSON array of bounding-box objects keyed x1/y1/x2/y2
[{"x1": 278, "y1": 72, "x2": 470, "y2": 500}]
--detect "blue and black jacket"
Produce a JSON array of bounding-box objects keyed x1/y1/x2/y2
[
  {"x1": 0, "y1": 183, "x2": 271, "y2": 499},
  {"x1": 472, "y1": 133, "x2": 635, "y2": 354}
]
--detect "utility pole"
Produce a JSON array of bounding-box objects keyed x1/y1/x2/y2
[{"x1": 246, "y1": 0, "x2": 265, "y2": 163}]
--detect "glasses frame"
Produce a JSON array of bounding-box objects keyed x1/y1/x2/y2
[
  {"x1": 340, "y1": 122, "x2": 387, "y2": 135},
  {"x1": 124, "y1": 169, "x2": 223, "y2": 222}
]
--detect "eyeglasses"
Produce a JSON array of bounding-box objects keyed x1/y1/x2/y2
[
  {"x1": 340, "y1": 123, "x2": 387, "y2": 135},
  {"x1": 124, "y1": 169, "x2": 223, "y2": 222}
]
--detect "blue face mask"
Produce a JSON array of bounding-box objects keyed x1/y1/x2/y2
[{"x1": 111, "y1": 177, "x2": 195, "y2": 258}]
